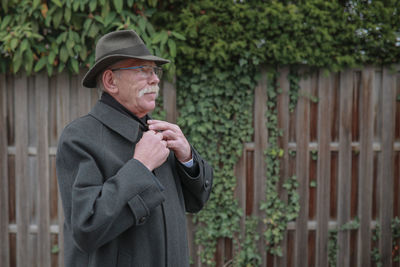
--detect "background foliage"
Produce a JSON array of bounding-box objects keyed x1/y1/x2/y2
[{"x1": 1, "y1": 0, "x2": 400, "y2": 266}]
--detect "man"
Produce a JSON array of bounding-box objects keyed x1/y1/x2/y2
[{"x1": 56, "y1": 30, "x2": 213, "y2": 267}]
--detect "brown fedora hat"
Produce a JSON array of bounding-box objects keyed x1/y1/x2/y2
[{"x1": 82, "y1": 30, "x2": 170, "y2": 88}]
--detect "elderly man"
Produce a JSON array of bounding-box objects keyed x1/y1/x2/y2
[{"x1": 56, "y1": 30, "x2": 213, "y2": 267}]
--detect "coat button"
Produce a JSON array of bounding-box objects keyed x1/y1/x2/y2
[
  {"x1": 138, "y1": 217, "x2": 146, "y2": 224},
  {"x1": 204, "y1": 180, "x2": 210, "y2": 189}
]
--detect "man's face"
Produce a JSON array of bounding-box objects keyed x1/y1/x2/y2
[{"x1": 111, "y1": 58, "x2": 161, "y2": 118}]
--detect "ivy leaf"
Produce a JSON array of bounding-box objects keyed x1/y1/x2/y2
[
  {"x1": 32, "y1": 0, "x2": 41, "y2": 9},
  {"x1": 104, "y1": 12, "x2": 116, "y2": 27},
  {"x1": 89, "y1": 1, "x2": 97, "y2": 12},
  {"x1": 79, "y1": 46, "x2": 87, "y2": 61},
  {"x1": 171, "y1": 31, "x2": 186, "y2": 41},
  {"x1": 34, "y1": 57, "x2": 47, "y2": 72},
  {"x1": 64, "y1": 7, "x2": 71, "y2": 23},
  {"x1": 51, "y1": 244, "x2": 59, "y2": 254},
  {"x1": 51, "y1": 0, "x2": 63, "y2": 8},
  {"x1": 60, "y1": 46, "x2": 68, "y2": 63},
  {"x1": 12, "y1": 54, "x2": 22, "y2": 73},
  {"x1": 52, "y1": 9, "x2": 63, "y2": 28},
  {"x1": 70, "y1": 58, "x2": 79, "y2": 74},
  {"x1": 113, "y1": 0, "x2": 123, "y2": 13},
  {"x1": 151, "y1": 32, "x2": 164, "y2": 44},
  {"x1": 1, "y1": 0, "x2": 8, "y2": 13},
  {"x1": 10, "y1": 38, "x2": 19, "y2": 51},
  {"x1": 0, "y1": 15, "x2": 11, "y2": 31},
  {"x1": 48, "y1": 51, "x2": 56, "y2": 65},
  {"x1": 19, "y1": 39, "x2": 29, "y2": 53},
  {"x1": 88, "y1": 23, "x2": 99, "y2": 38},
  {"x1": 24, "y1": 51, "x2": 34, "y2": 75},
  {"x1": 138, "y1": 17, "x2": 146, "y2": 33},
  {"x1": 168, "y1": 39, "x2": 176, "y2": 58}
]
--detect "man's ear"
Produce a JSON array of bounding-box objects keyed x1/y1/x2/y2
[{"x1": 102, "y1": 70, "x2": 118, "y2": 94}]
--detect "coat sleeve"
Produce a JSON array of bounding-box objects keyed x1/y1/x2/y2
[
  {"x1": 56, "y1": 124, "x2": 165, "y2": 253},
  {"x1": 175, "y1": 147, "x2": 213, "y2": 213}
]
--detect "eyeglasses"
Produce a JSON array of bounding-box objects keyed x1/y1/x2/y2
[{"x1": 111, "y1": 65, "x2": 163, "y2": 79}]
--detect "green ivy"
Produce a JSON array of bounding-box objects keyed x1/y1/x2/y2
[
  {"x1": 177, "y1": 63, "x2": 255, "y2": 265},
  {"x1": 260, "y1": 69, "x2": 300, "y2": 256},
  {"x1": 232, "y1": 216, "x2": 262, "y2": 267},
  {"x1": 0, "y1": 0, "x2": 181, "y2": 76},
  {"x1": 370, "y1": 217, "x2": 400, "y2": 266},
  {"x1": 328, "y1": 218, "x2": 360, "y2": 266}
]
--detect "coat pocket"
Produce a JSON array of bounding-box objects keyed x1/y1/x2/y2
[{"x1": 117, "y1": 251, "x2": 131, "y2": 267}]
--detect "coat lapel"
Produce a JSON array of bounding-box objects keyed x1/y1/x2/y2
[{"x1": 89, "y1": 101, "x2": 140, "y2": 143}]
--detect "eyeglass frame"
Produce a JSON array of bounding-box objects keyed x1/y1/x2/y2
[{"x1": 111, "y1": 65, "x2": 163, "y2": 79}]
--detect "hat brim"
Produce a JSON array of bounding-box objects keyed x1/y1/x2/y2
[{"x1": 82, "y1": 54, "x2": 170, "y2": 88}]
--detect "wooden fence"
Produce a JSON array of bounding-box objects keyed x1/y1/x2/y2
[{"x1": 0, "y1": 66, "x2": 399, "y2": 267}]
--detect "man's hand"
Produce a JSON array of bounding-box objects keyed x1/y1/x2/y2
[
  {"x1": 147, "y1": 120, "x2": 192, "y2": 163},
  {"x1": 133, "y1": 130, "x2": 170, "y2": 171}
]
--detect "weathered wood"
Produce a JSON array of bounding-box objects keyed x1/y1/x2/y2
[
  {"x1": 36, "y1": 72, "x2": 51, "y2": 267},
  {"x1": 253, "y1": 66, "x2": 268, "y2": 266},
  {"x1": 316, "y1": 72, "x2": 334, "y2": 266},
  {"x1": 56, "y1": 72, "x2": 70, "y2": 267},
  {"x1": 14, "y1": 73, "x2": 30, "y2": 267},
  {"x1": 357, "y1": 67, "x2": 374, "y2": 267},
  {"x1": 276, "y1": 67, "x2": 290, "y2": 267},
  {"x1": 77, "y1": 71, "x2": 92, "y2": 117},
  {"x1": 215, "y1": 237, "x2": 225, "y2": 266},
  {"x1": 337, "y1": 69, "x2": 353, "y2": 267},
  {"x1": 294, "y1": 72, "x2": 311, "y2": 267},
  {"x1": 316, "y1": 71, "x2": 332, "y2": 267},
  {"x1": 379, "y1": 68, "x2": 395, "y2": 267},
  {"x1": 0, "y1": 74, "x2": 10, "y2": 267},
  {"x1": 246, "y1": 150, "x2": 255, "y2": 216},
  {"x1": 234, "y1": 145, "x2": 247, "y2": 235},
  {"x1": 162, "y1": 77, "x2": 177, "y2": 123}
]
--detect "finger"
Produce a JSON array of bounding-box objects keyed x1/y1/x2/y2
[
  {"x1": 148, "y1": 120, "x2": 179, "y2": 133},
  {"x1": 145, "y1": 130, "x2": 156, "y2": 135},
  {"x1": 154, "y1": 132, "x2": 164, "y2": 140},
  {"x1": 166, "y1": 139, "x2": 184, "y2": 149},
  {"x1": 160, "y1": 130, "x2": 178, "y2": 140}
]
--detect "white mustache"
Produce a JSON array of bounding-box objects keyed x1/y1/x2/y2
[{"x1": 138, "y1": 85, "x2": 160, "y2": 97}]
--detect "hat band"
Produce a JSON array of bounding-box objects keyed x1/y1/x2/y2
[{"x1": 96, "y1": 43, "x2": 152, "y2": 62}]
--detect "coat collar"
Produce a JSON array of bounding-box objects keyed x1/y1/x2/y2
[{"x1": 89, "y1": 101, "x2": 140, "y2": 143}]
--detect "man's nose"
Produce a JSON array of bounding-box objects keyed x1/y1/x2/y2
[{"x1": 148, "y1": 72, "x2": 160, "y2": 84}]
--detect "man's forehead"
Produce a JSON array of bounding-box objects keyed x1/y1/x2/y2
[{"x1": 113, "y1": 58, "x2": 156, "y2": 68}]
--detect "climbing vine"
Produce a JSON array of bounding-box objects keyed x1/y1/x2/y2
[
  {"x1": 328, "y1": 217, "x2": 360, "y2": 267},
  {"x1": 260, "y1": 69, "x2": 300, "y2": 256}
]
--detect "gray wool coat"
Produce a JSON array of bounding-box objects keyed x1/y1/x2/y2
[{"x1": 56, "y1": 101, "x2": 213, "y2": 267}]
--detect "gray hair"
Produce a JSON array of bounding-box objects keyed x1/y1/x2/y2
[{"x1": 95, "y1": 69, "x2": 121, "y2": 98}]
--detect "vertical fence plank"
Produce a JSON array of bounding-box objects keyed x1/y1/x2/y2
[
  {"x1": 254, "y1": 66, "x2": 268, "y2": 266},
  {"x1": 276, "y1": 67, "x2": 290, "y2": 267},
  {"x1": 77, "y1": 71, "x2": 92, "y2": 117},
  {"x1": 357, "y1": 67, "x2": 374, "y2": 267},
  {"x1": 0, "y1": 74, "x2": 10, "y2": 267},
  {"x1": 162, "y1": 77, "x2": 177, "y2": 123},
  {"x1": 294, "y1": 72, "x2": 311, "y2": 267},
  {"x1": 379, "y1": 68, "x2": 396, "y2": 267},
  {"x1": 337, "y1": 69, "x2": 353, "y2": 267},
  {"x1": 316, "y1": 71, "x2": 333, "y2": 267},
  {"x1": 36, "y1": 72, "x2": 51, "y2": 267},
  {"x1": 14, "y1": 73, "x2": 29, "y2": 267},
  {"x1": 56, "y1": 72, "x2": 70, "y2": 267},
  {"x1": 235, "y1": 146, "x2": 247, "y2": 238}
]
